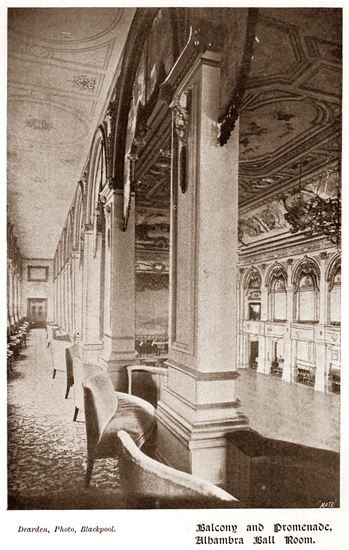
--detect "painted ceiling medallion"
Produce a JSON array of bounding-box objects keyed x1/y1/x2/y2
[
  {"x1": 70, "y1": 74, "x2": 97, "y2": 93},
  {"x1": 25, "y1": 118, "x2": 52, "y2": 131}
]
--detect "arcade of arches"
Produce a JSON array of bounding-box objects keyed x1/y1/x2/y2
[{"x1": 7, "y1": 8, "x2": 341, "y2": 488}]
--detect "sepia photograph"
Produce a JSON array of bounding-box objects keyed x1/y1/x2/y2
[{"x1": 4, "y1": 3, "x2": 348, "y2": 548}]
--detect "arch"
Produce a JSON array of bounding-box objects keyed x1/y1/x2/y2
[
  {"x1": 327, "y1": 253, "x2": 341, "y2": 325},
  {"x1": 110, "y1": 8, "x2": 184, "y2": 192},
  {"x1": 86, "y1": 126, "x2": 107, "y2": 226},
  {"x1": 243, "y1": 266, "x2": 262, "y2": 321},
  {"x1": 243, "y1": 265, "x2": 262, "y2": 291},
  {"x1": 266, "y1": 263, "x2": 288, "y2": 322},
  {"x1": 326, "y1": 252, "x2": 341, "y2": 290},
  {"x1": 72, "y1": 186, "x2": 84, "y2": 252},
  {"x1": 265, "y1": 262, "x2": 287, "y2": 289},
  {"x1": 65, "y1": 212, "x2": 73, "y2": 260},
  {"x1": 292, "y1": 256, "x2": 320, "y2": 291}
]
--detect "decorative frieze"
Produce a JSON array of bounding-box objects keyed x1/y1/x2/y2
[{"x1": 135, "y1": 272, "x2": 169, "y2": 291}]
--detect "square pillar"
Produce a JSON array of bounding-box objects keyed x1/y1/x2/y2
[
  {"x1": 99, "y1": 189, "x2": 137, "y2": 390},
  {"x1": 156, "y1": 50, "x2": 248, "y2": 486}
]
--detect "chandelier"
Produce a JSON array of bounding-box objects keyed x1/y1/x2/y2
[{"x1": 282, "y1": 166, "x2": 341, "y2": 247}]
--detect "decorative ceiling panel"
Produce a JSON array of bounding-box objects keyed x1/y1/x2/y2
[
  {"x1": 239, "y1": 8, "x2": 341, "y2": 208},
  {"x1": 7, "y1": 8, "x2": 135, "y2": 258}
]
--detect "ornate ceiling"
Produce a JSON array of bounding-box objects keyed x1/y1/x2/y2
[
  {"x1": 239, "y1": 8, "x2": 341, "y2": 211},
  {"x1": 7, "y1": 8, "x2": 342, "y2": 261},
  {"x1": 7, "y1": 8, "x2": 135, "y2": 258}
]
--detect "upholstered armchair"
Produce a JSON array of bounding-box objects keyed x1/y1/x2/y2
[
  {"x1": 46, "y1": 323, "x2": 59, "y2": 348},
  {"x1": 64, "y1": 344, "x2": 80, "y2": 399},
  {"x1": 82, "y1": 370, "x2": 157, "y2": 488},
  {"x1": 116, "y1": 430, "x2": 240, "y2": 508},
  {"x1": 127, "y1": 364, "x2": 168, "y2": 407},
  {"x1": 72, "y1": 357, "x2": 105, "y2": 421},
  {"x1": 49, "y1": 331, "x2": 72, "y2": 382}
]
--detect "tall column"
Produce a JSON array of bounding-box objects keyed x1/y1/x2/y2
[
  {"x1": 72, "y1": 251, "x2": 83, "y2": 341},
  {"x1": 81, "y1": 228, "x2": 103, "y2": 362},
  {"x1": 283, "y1": 259, "x2": 294, "y2": 383},
  {"x1": 156, "y1": 50, "x2": 248, "y2": 486},
  {"x1": 315, "y1": 252, "x2": 327, "y2": 392},
  {"x1": 257, "y1": 286, "x2": 269, "y2": 373},
  {"x1": 98, "y1": 188, "x2": 137, "y2": 390},
  {"x1": 257, "y1": 335, "x2": 270, "y2": 374}
]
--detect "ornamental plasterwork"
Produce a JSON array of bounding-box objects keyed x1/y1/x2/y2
[
  {"x1": 69, "y1": 74, "x2": 97, "y2": 93},
  {"x1": 26, "y1": 118, "x2": 52, "y2": 131},
  {"x1": 171, "y1": 93, "x2": 189, "y2": 145},
  {"x1": 239, "y1": 200, "x2": 287, "y2": 241},
  {"x1": 267, "y1": 263, "x2": 287, "y2": 288},
  {"x1": 328, "y1": 263, "x2": 341, "y2": 291},
  {"x1": 135, "y1": 272, "x2": 169, "y2": 292},
  {"x1": 244, "y1": 266, "x2": 261, "y2": 290}
]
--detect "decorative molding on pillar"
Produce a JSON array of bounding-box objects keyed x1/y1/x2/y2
[
  {"x1": 99, "y1": 186, "x2": 113, "y2": 248},
  {"x1": 90, "y1": 200, "x2": 104, "y2": 258},
  {"x1": 103, "y1": 203, "x2": 112, "y2": 249},
  {"x1": 172, "y1": 93, "x2": 190, "y2": 146},
  {"x1": 122, "y1": 151, "x2": 138, "y2": 232},
  {"x1": 105, "y1": 97, "x2": 118, "y2": 189},
  {"x1": 171, "y1": 89, "x2": 192, "y2": 194},
  {"x1": 167, "y1": 359, "x2": 240, "y2": 381},
  {"x1": 160, "y1": 20, "x2": 223, "y2": 105}
]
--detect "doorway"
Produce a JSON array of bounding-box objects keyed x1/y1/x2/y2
[{"x1": 27, "y1": 298, "x2": 47, "y2": 328}]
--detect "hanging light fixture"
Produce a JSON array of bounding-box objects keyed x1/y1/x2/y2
[{"x1": 282, "y1": 164, "x2": 341, "y2": 247}]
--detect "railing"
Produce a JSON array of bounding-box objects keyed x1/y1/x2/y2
[
  {"x1": 135, "y1": 335, "x2": 168, "y2": 357},
  {"x1": 270, "y1": 359, "x2": 283, "y2": 377},
  {"x1": 296, "y1": 363, "x2": 316, "y2": 387}
]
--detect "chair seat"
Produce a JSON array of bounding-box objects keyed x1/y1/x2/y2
[{"x1": 95, "y1": 393, "x2": 156, "y2": 459}]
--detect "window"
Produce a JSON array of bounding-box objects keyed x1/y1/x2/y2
[
  {"x1": 294, "y1": 265, "x2": 319, "y2": 323},
  {"x1": 329, "y1": 265, "x2": 341, "y2": 325},
  {"x1": 249, "y1": 303, "x2": 261, "y2": 321},
  {"x1": 270, "y1": 275, "x2": 286, "y2": 321},
  {"x1": 245, "y1": 268, "x2": 261, "y2": 321}
]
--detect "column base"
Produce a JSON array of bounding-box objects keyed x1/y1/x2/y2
[
  {"x1": 155, "y1": 399, "x2": 249, "y2": 487},
  {"x1": 99, "y1": 334, "x2": 138, "y2": 390},
  {"x1": 79, "y1": 342, "x2": 102, "y2": 363}
]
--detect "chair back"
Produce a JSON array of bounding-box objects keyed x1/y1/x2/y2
[
  {"x1": 83, "y1": 370, "x2": 118, "y2": 455},
  {"x1": 46, "y1": 323, "x2": 59, "y2": 346},
  {"x1": 50, "y1": 336, "x2": 72, "y2": 373},
  {"x1": 73, "y1": 357, "x2": 106, "y2": 414},
  {"x1": 127, "y1": 364, "x2": 168, "y2": 406},
  {"x1": 117, "y1": 430, "x2": 238, "y2": 505},
  {"x1": 65, "y1": 344, "x2": 80, "y2": 382}
]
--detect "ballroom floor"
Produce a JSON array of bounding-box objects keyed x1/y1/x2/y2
[{"x1": 7, "y1": 328, "x2": 340, "y2": 510}]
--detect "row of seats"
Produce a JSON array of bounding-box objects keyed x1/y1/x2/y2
[
  {"x1": 48, "y1": 326, "x2": 239, "y2": 507},
  {"x1": 7, "y1": 319, "x2": 29, "y2": 377}
]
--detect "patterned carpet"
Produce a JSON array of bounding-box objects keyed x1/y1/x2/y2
[{"x1": 7, "y1": 329, "x2": 127, "y2": 510}]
